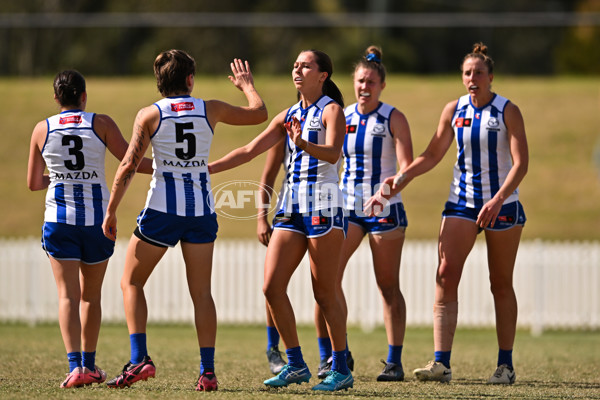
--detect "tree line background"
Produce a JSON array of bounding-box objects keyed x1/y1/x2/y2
[{"x1": 0, "y1": 0, "x2": 598, "y2": 77}]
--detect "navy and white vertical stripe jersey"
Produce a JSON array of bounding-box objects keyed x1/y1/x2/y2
[
  {"x1": 279, "y1": 95, "x2": 343, "y2": 214},
  {"x1": 144, "y1": 96, "x2": 214, "y2": 217},
  {"x1": 449, "y1": 93, "x2": 519, "y2": 208},
  {"x1": 342, "y1": 102, "x2": 402, "y2": 210},
  {"x1": 42, "y1": 110, "x2": 108, "y2": 226}
]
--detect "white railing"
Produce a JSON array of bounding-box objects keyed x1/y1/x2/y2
[{"x1": 1, "y1": 238, "x2": 598, "y2": 333}]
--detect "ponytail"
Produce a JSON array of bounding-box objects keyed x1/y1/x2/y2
[
  {"x1": 53, "y1": 70, "x2": 86, "y2": 108},
  {"x1": 323, "y1": 78, "x2": 344, "y2": 108},
  {"x1": 305, "y1": 49, "x2": 344, "y2": 108}
]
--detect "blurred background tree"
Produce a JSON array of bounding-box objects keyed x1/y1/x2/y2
[{"x1": 0, "y1": 0, "x2": 597, "y2": 76}]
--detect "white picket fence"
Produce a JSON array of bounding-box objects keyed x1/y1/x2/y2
[{"x1": 1, "y1": 238, "x2": 599, "y2": 334}]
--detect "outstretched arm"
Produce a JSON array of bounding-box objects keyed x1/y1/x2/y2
[
  {"x1": 364, "y1": 100, "x2": 456, "y2": 215},
  {"x1": 209, "y1": 109, "x2": 287, "y2": 174},
  {"x1": 205, "y1": 59, "x2": 268, "y2": 128}
]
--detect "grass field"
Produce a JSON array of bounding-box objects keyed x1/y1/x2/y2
[
  {"x1": 0, "y1": 323, "x2": 598, "y2": 399},
  {"x1": 3, "y1": 75, "x2": 600, "y2": 240}
]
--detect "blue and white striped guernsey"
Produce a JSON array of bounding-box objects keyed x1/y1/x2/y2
[
  {"x1": 342, "y1": 102, "x2": 402, "y2": 211},
  {"x1": 279, "y1": 95, "x2": 343, "y2": 214},
  {"x1": 43, "y1": 110, "x2": 108, "y2": 226},
  {"x1": 449, "y1": 93, "x2": 519, "y2": 208},
  {"x1": 144, "y1": 96, "x2": 214, "y2": 216}
]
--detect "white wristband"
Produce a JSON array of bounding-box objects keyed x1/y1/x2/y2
[{"x1": 393, "y1": 173, "x2": 407, "y2": 187}]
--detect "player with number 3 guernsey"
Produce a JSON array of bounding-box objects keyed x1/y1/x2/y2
[
  {"x1": 27, "y1": 70, "x2": 153, "y2": 388},
  {"x1": 101, "y1": 49, "x2": 267, "y2": 391}
]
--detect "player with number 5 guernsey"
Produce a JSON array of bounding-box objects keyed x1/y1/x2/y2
[
  {"x1": 102, "y1": 49, "x2": 267, "y2": 391},
  {"x1": 27, "y1": 70, "x2": 153, "y2": 388}
]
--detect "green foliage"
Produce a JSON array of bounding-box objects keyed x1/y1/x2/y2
[
  {"x1": 0, "y1": 324, "x2": 599, "y2": 399},
  {"x1": 0, "y1": 1, "x2": 597, "y2": 75}
]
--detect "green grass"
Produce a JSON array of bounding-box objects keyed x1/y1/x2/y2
[
  {"x1": 3, "y1": 75, "x2": 600, "y2": 240},
  {"x1": 0, "y1": 323, "x2": 599, "y2": 399}
]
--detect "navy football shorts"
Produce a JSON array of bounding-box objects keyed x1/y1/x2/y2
[
  {"x1": 42, "y1": 222, "x2": 115, "y2": 264},
  {"x1": 135, "y1": 208, "x2": 218, "y2": 248},
  {"x1": 272, "y1": 207, "x2": 348, "y2": 238},
  {"x1": 347, "y1": 202, "x2": 408, "y2": 234},
  {"x1": 442, "y1": 200, "x2": 526, "y2": 232}
]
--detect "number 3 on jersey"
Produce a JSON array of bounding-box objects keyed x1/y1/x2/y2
[
  {"x1": 62, "y1": 135, "x2": 85, "y2": 171},
  {"x1": 175, "y1": 122, "x2": 196, "y2": 160}
]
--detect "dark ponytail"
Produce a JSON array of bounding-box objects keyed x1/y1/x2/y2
[
  {"x1": 308, "y1": 50, "x2": 344, "y2": 108},
  {"x1": 322, "y1": 78, "x2": 344, "y2": 109},
  {"x1": 53, "y1": 70, "x2": 86, "y2": 108}
]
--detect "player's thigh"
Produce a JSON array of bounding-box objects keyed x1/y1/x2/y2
[
  {"x1": 80, "y1": 259, "x2": 109, "y2": 301},
  {"x1": 264, "y1": 229, "x2": 307, "y2": 293},
  {"x1": 49, "y1": 257, "x2": 81, "y2": 299},
  {"x1": 437, "y1": 217, "x2": 479, "y2": 280},
  {"x1": 307, "y1": 228, "x2": 345, "y2": 285},
  {"x1": 122, "y1": 235, "x2": 168, "y2": 287},
  {"x1": 181, "y1": 241, "x2": 215, "y2": 293},
  {"x1": 369, "y1": 228, "x2": 405, "y2": 286},
  {"x1": 485, "y1": 226, "x2": 522, "y2": 286},
  {"x1": 338, "y1": 222, "x2": 366, "y2": 278}
]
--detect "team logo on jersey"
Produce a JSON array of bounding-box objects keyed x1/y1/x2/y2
[
  {"x1": 306, "y1": 116, "x2": 321, "y2": 132},
  {"x1": 475, "y1": 113, "x2": 481, "y2": 119},
  {"x1": 487, "y1": 117, "x2": 499, "y2": 128},
  {"x1": 171, "y1": 102, "x2": 195, "y2": 112},
  {"x1": 455, "y1": 117, "x2": 472, "y2": 128},
  {"x1": 371, "y1": 123, "x2": 386, "y2": 137},
  {"x1": 312, "y1": 216, "x2": 328, "y2": 225},
  {"x1": 346, "y1": 125, "x2": 357, "y2": 134},
  {"x1": 59, "y1": 115, "x2": 82, "y2": 125}
]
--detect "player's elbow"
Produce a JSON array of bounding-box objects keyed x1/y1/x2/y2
[
  {"x1": 323, "y1": 151, "x2": 341, "y2": 165},
  {"x1": 513, "y1": 157, "x2": 528, "y2": 178},
  {"x1": 254, "y1": 106, "x2": 268, "y2": 124},
  {"x1": 27, "y1": 177, "x2": 45, "y2": 191},
  {"x1": 246, "y1": 105, "x2": 268, "y2": 125},
  {"x1": 28, "y1": 183, "x2": 44, "y2": 191}
]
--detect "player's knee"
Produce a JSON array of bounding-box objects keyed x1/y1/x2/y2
[
  {"x1": 263, "y1": 283, "x2": 280, "y2": 303},
  {"x1": 80, "y1": 292, "x2": 101, "y2": 305},
  {"x1": 489, "y1": 280, "x2": 515, "y2": 299},
  {"x1": 436, "y1": 262, "x2": 461, "y2": 290},
  {"x1": 377, "y1": 282, "x2": 401, "y2": 301},
  {"x1": 312, "y1": 288, "x2": 335, "y2": 310},
  {"x1": 60, "y1": 293, "x2": 81, "y2": 306}
]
